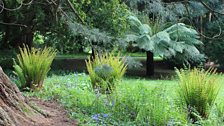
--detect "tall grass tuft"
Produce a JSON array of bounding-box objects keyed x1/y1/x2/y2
[
  {"x1": 176, "y1": 68, "x2": 220, "y2": 122},
  {"x1": 13, "y1": 45, "x2": 57, "y2": 90},
  {"x1": 85, "y1": 52, "x2": 127, "y2": 93}
]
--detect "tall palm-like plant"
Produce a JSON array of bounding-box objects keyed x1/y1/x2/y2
[{"x1": 126, "y1": 16, "x2": 204, "y2": 76}]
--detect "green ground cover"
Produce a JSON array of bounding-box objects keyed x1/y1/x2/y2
[{"x1": 25, "y1": 73, "x2": 224, "y2": 126}]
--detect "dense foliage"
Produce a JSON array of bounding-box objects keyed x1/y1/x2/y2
[
  {"x1": 0, "y1": 0, "x2": 129, "y2": 54},
  {"x1": 0, "y1": 0, "x2": 55, "y2": 48},
  {"x1": 82, "y1": 0, "x2": 129, "y2": 37},
  {"x1": 124, "y1": 0, "x2": 224, "y2": 65},
  {"x1": 204, "y1": 22, "x2": 224, "y2": 66},
  {"x1": 1, "y1": 0, "x2": 224, "y2": 67}
]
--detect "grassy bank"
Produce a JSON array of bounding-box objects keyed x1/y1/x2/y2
[{"x1": 25, "y1": 73, "x2": 224, "y2": 125}]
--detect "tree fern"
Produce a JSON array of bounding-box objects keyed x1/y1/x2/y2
[{"x1": 126, "y1": 15, "x2": 204, "y2": 63}]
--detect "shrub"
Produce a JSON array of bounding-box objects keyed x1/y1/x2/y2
[
  {"x1": 85, "y1": 53, "x2": 127, "y2": 93},
  {"x1": 176, "y1": 68, "x2": 220, "y2": 122},
  {"x1": 13, "y1": 45, "x2": 57, "y2": 90},
  {"x1": 0, "y1": 50, "x2": 16, "y2": 69}
]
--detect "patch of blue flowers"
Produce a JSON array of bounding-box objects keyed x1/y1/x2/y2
[{"x1": 91, "y1": 113, "x2": 110, "y2": 124}]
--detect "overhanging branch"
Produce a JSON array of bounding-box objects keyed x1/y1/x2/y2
[
  {"x1": 66, "y1": 0, "x2": 85, "y2": 24},
  {"x1": 199, "y1": 0, "x2": 224, "y2": 15}
]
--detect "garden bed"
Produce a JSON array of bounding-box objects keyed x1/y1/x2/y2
[{"x1": 26, "y1": 72, "x2": 224, "y2": 125}]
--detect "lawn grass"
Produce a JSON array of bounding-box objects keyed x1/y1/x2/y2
[
  {"x1": 24, "y1": 73, "x2": 224, "y2": 125},
  {"x1": 56, "y1": 52, "x2": 148, "y2": 59},
  {"x1": 0, "y1": 50, "x2": 163, "y2": 62},
  {"x1": 56, "y1": 53, "x2": 90, "y2": 59},
  {"x1": 55, "y1": 53, "x2": 163, "y2": 62},
  {"x1": 124, "y1": 52, "x2": 163, "y2": 61}
]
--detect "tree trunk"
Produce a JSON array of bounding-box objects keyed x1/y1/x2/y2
[
  {"x1": 0, "y1": 66, "x2": 45, "y2": 126},
  {"x1": 90, "y1": 47, "x2": 96, "y2": 61},
  {"x1": 146, "y1": 51, "x2": 154, "y2": 76}
]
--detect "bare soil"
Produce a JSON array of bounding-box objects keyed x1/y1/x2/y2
[{"x1": 27, "y1": 97, "x2": 77, "y2": 126}]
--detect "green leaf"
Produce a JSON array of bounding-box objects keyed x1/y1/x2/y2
[
  {"x1": 170, "y1": 41, "x2": 185, "y2": 53},
  {"x1": 128, "y1": 16, "x2": 142, "y2": 27},
  {"x1": 139, "y1": 24, "x2": 152, "y2": 35},
  {"x1": 136, "y1": 35, "x2": 154, "y2": 51},
  {"x1": 184, "y1": 44, "x2": 200, "y2": 55},
  {"x1": 152, "y1": 31, "x2": 170, "y2": 45},
  {"x1": 125, "y1": 34, "x2": 139, "y2": 42},
  {"x1": 128, "y1": 16, "x2": 143, "y2": 33}
]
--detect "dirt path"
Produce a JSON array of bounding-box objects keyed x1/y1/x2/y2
[{"x1": 28, "y1": 97, "x2": 77, "y2": 126}]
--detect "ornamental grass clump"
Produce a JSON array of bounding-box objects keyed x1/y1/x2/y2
[
  {"x1": 85, "y1": 53, "x2": 127, "y2": 94},
  {"x1": 13, "y1": 45, "x2": 57, "y2": 90},
  {"x1": 176, "y1": 68, "x2": 220, "y2": 123}
]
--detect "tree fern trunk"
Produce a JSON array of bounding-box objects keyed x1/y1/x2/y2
[
  {"x1": 146, "y1": 51, "x2": 154, "y2": 76},
  {"x1": 91, "y1": 47, "x2": 95, "y2": 61}
]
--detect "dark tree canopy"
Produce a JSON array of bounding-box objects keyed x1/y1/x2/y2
[
  {"x1": 0, "y1": 0, "x2": 224, "y2": 73},
  {"x1": 0, "y1": 0, "x2": 129, "y2": 52}
]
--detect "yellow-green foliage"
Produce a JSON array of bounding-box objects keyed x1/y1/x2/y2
[
  {"x1": 13, "y1": 45, "x2": 57, "y2": 90},
  {"x1": 86, "y1": 53, "x2": 127, "y2": 93},
  {"x1": 176, "y1": 68, "x2": 220, "y2": 122}
]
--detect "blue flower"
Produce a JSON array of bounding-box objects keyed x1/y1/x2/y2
[
  {"x1": 112, "y1": 100, "x2": 115, "y2": 107},
  {"x1": 103, "y1": 114, "x2": 109, "y2": 118},
  {"x1": 91, "y1": 114, "x2": 100, "y2": 121}
]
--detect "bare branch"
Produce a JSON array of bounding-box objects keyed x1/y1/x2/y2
[
  {"x1": 0, "y1": 1, "x2": 23, "y2": 11},
  {"x1": 0, "y1": 0, "x2": 33, "y2": 12},
  {"x1": 66, "y1": 0, "x2": 85, "y2": 24},
  {"x1": 0, "y1": 22, "x2": 27, "y2": 27},
  {"x1": 22, "y1": 0, "x2": 34, "y2": 6},
  {"x1": 183, "y1": 1, "x2": 223, "y2": 40},
  {"x1": 199, "y1": 0, "x2": 224, "y2": 15}
]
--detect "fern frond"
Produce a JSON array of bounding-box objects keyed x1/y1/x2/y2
[{"x1": 13, "y1": 45, "x2": 57, "y2": 90}]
